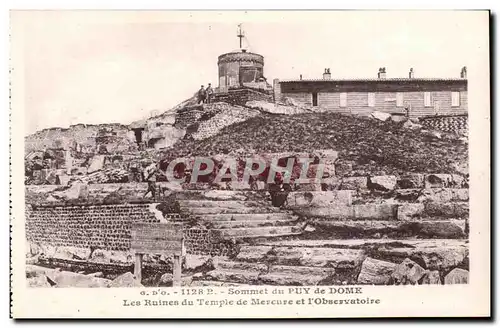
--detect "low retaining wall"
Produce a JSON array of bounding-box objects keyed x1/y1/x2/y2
[
  {"x1": 26, "y1": 203, "x2": 236, "y2": 257},
  {"x1": 420, "y1": 115, "x2": 468, "y2": 134},
  {"x1": 213, "y1": 88, "x2": 273, "y2": 106},
  {"x1": 26, "y1": 204, "x2": 159, "y2": 251}
]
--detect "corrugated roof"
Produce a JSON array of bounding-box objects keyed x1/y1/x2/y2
[{"x1": 280, "y1": 78, "x2": 467, "y2": 83}]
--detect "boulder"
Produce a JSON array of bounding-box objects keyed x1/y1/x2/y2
[
  {"x1": 286, "y1": 191, "x2": 352, "y2": 208},
  {"x1": 391, "y1": 258, "x2": 426, "y2": 285},
  {"x1": 184, "y1": 255, "x2": 212, "y2": 272},
  {"x1": 418, "y1": 188, "x2": 469, "y2": 203},
  {"x1": 90, "y1": 250, "x2": 133, "y2": 264},
  {"x1": 394, "y1": 189, "x2": 421, "y2": 201},
  {"x1": 375, "y1": 242, "x2": 468, "y2": 271},
  {"x1": 109, "y1": 272, "x2": 143, "y2": 288},
  {"x1": 421, "y1": 270, "x2": 441, "y2": 284},
  {"x1": 369, "y1": 175, "x2": 397, "y2": 191},
  {"x1": 397, "y1": 203, "x2": 424, "y2": 221},
  {"x1": 403, "y1": 120, "x2": 423, "y2": 130},
  {"x1": 158, "y1": 273, "x2": 174, "y2": 286},
  {"x1": 27, "y1": 274, "x2": 52, "y2": 288},
  {"x1": 53, "y1": 246, "x2": 90, "y2": 261},
  {"x1": 357, "y1": 258, "x2": 396, "y2": 285},
  {"x1": 27, "y1": 242, "x2": 42, "y2": 257},
  {"x1": 45, "y1": 170, "x2": 58, "y2": 185},
  {"x1": 335, "y1": 162, "x2": 353, "y2": 177},
  {"x1": 371, "y1": 111, "x2": 391, "y2": 121},
  {"x1": 321, "y1": 177, "x2": 342, "y2": 190},
  {"x1": 88, "y1": 155, "x2": 105, "y2": 173},
  {"x1": 397, "y1": 174, "x2": 425, "y2": 189},
  {"x1": 423, "y1": 203, "x2": 469, "y2": 219},
  {"x1": 32, "y1": 268, "x2": 111, "y2": 288},
  {"x1": 425, "y1": 174, "x2": 465, "y2": 189},
  {"x1": 340, "y1": 177, "x2": 368, "y2": 190},
  {"x1": 56, "y1": 182, "x2": 89, "y2": 200},
  {"x1": 418, "y1": 221, "x2": 466, "y2": 239},
  {"x1": 444, "y1": 268, "x2": 469, "y2": 284},
  {"x1": 236, "y1": 246, "x2": 272, "y2": 262}
]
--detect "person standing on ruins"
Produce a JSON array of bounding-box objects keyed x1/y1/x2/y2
[
  {"x1": 198, "y1": 85, "x2": 206, "y2": 104},
  {"x1": 143, "y1": 162, "x2": 159, "y2": 201},
  {"x1": 205, "y1": 83, "x2": 214, "y2": 104}
]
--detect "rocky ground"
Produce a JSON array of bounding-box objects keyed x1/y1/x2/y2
[{"x1": 162, "y1": 111, "x2": 468, "y2": 176}]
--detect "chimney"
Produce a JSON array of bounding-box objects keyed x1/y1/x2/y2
[
  {"x1": 460, "y1": 66, "x2": 467, "y2": 79},
  {"x1": 377, "y1": 67, "x2": 387, "y2": 79},
  {"x1": 409, "y1": 68, "x2": 414, "y2": 79},
  {"x1": 323, "y1": 68, "x2": 331, "y2": 80},
  {"x1": 300, "y1": 74, "x2": 303, "y2": 80}
]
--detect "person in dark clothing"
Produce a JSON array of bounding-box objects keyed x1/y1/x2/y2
[
  {"x1": 143, "y1": 163, "x2": 159, "y2": 201},
  {"x1": 198, "y1": 85, "x2": 206, "y2": 104},
  {"x1": 205, "y1": 83, "x2": 214, "y2": 104}
]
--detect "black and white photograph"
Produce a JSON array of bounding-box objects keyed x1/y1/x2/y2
[{"x1": 9, "y1": 10, "x2": 490, "y2": 318}]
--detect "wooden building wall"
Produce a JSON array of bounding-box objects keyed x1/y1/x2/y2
[{"x1": 279, "y1": 80, "x2": 468, "y2": 117}]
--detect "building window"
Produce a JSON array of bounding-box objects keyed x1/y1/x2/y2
[
  {"x1": 451, "y1": 92, "x2": 460, "y2": 107},
  {"x1": 396, "y1": 93, "x2": 404, "y2": 107},
  {"x1": 424, "y1": 92, "x2": 432, "y2": 107},
  {"x1": 312, "y1": 92, "x2": 318, "y2": 106},
  {"x1": 368, "y1": 93, "x2": 375, "y2": 107},
  {"x1": 340, "y1": 92, "x2": 347, "y2": 108}
]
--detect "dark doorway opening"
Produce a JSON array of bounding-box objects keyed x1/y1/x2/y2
[{"x1": 312, "y1": 92, "x2": 318, "y2": 106}]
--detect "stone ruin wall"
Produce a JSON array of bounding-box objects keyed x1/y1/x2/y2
[{"x1": 26, "y1": 202, "x2": 234, "y2": 257}]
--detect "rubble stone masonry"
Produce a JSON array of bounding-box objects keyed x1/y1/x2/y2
[
  {"x1": 26, "y1": 204, "x2": 160, "y2": 251},
  {"x1": 26, "y1": 203, "x2": 236, "y2": 256}
]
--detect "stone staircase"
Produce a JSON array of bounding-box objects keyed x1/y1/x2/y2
[
  {"x1": 176, "y1": 193, "x2": 304, "y2": 240},
  {"x1": 180, "y1": 174, "x2": 469, "y2": 286}
]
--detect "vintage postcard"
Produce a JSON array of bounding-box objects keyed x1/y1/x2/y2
[{"x1": 10, "y1": 10, "x2": 490, "y2": 318}]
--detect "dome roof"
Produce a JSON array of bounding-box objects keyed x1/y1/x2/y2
[{"x1": 218, "y1": 50, "x2": 264, "y2": 65}]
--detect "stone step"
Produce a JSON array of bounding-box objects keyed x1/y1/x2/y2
[
  {"x1": 213, "y1": 259, "x2": 268, "y2": 272},
  {"x1": 293, "y1": 204, "x2": 398, "y2": 220},
  {"x1": 192, "y1": 213, "x2": 294, "y2": 221},
  {"x1": 266, "y1": 247, "x2": 366, "y2": 269},
  {"x1": 208, "y1": 219, "x2": 297, "y2": 229},
  {"x1": 176, "y1": 190, "x2": 264, "y2": 201},
  {"x1": 258, "y1": 265, "x2": 336, "y2": 286},
  {"x1": 179, "y1": 200, "x2": 269, "y2": 209},
  {"x1": 285, "y1": 191, "x2": 353, "y2": 208},
  {"x1": 216, "y1": 226, "x2": 303, "y2": 238},
  {"x1": 185, "y1": 206, "x2": 281, "y2": 215},
  {"x1": 233, "y1": 244, "x2": 366, "y2": 268},
  {"x1": 205, "y1": 220, "x2": 294, "y2": 229},
  {"x1": 204, "y1": 269, "x2": 261, "y2": 284},
  {"x1": 236, "y1": 246, "x2": 274, "y2": 262},
  {"x1": 259, "y1": 238, "x2": 467, "y2": 249},
  {"x1": 309, "y1": 219, "x2": 467, "y2": 239}
]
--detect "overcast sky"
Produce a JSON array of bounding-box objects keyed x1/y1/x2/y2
[{"x1": 13, "y1": 10, "x2": 487, "y2": 135}]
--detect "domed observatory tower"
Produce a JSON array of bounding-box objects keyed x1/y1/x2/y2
[{"x1": 217, "y1": 25, "x2": 270, "y2": 92}]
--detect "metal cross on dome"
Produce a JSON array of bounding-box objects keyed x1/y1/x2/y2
[{"x1": 237, "y1": 24, "x2": 245, "y2": 49}]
